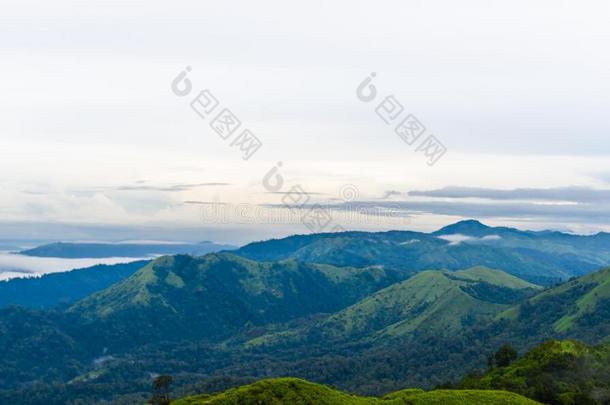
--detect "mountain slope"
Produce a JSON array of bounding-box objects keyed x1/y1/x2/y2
[
  {"x1": 174, "y1": 377, "x2": 541, "y2": 405},
  {"x1": 497, "y1": 266, "x2": 610, "y2": 343},
  {"x1": 0, "y1": 260, "x2": 149, "y2": 309},
  {"x1": 461, "y1": 340, "x2": 610, "y2": 405},
  {"x1": 248, "y1": 267, "x2": 539, "y2": 347},
  {"x1": 67, "y1": 253, "x2": 400, "y2": 349}
]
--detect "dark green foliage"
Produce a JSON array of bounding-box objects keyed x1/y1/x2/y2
[
  {"x1": 461, "y1": 340, "x2": 610, "y2": 405},
  {"x1": 460, "y1": 281, "x2": 532, "y2": 304},
  {"x1": 150, "y1": 375, "x2": 173, "y2": 405},
  {"x1": 491, "y1": 344, "x2": 518, "y2": 367}
]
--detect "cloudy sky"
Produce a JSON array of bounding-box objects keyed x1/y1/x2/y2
[{"x1": 1, "y1": 0, "x2": 610, "y2": 244}]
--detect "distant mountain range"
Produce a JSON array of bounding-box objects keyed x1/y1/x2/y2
[
  {"x1": 19, "y1": 240, "x2": 237, "y2": 258},
  {"x1": 3, "y1": 220, "x2": 610, "y2": 404},
  {"x1": 236, "y1": 220, "x2": 610, "y2": 285}
]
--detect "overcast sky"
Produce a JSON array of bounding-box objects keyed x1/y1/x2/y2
[{"x1": 1, "y1": 0, "x2": 610, "y2": 244}]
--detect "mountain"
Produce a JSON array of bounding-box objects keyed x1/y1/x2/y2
[
  {"x1": 495, "y1": 266, "x2": 610, "y2": 344},
  {"x1": 0, "y1": 252, "x2": 403, "y2": 402},
  {"x1": 174, "y1": 377, "x2": 541, "y2": 405},
  {"x1": 247, "y1": 267, "x2": 540, "y2": 347},
  {"x1": 66, "y1": 253, "x2": 400, "y2": 349},
  {"x1": 234, "y1": 221, "x2": 610, "y2": 285},
  {"x1": 0, "y1": 260, "x2": 149, "y2": 309},
  {"x1": 461, "y1": 340, "x2": 610, "y2": 405},
  {"x1": 433, "y1": 219, "x2": 492, "y2": 236},
  {"x1": 434, "y1": 220, "x2": 610, "y2": 270},
  {"x1": 20, "y1": 241, "x2": 236, "y2": 258},
  {"x1": 3, "y1": 223, "x2": 610, "y2": 403},
  {"x1": 313, "y1": 267, "x2": 539, "y2": 343}
]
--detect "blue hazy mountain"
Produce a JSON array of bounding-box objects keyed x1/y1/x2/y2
[
  {"x1": 235, "y1": 220, "x2": 610, "y2": 285},
  {"x1": 19, "y1": 240, "x2": 236, "y2": 258}
]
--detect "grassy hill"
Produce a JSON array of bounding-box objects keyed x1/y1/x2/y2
[
  {"x1": 496, "y1": 267, "x2": 610, "y2": 343},
  {"x1": 461, "y1": 340, "x2": 610, "y2": 404},
  {"x1": 173, "y1": 377, "x2": 541, "y2": 404},
  {"x1": 248, "y1": 267, "x2": 539, "y2": 347}
]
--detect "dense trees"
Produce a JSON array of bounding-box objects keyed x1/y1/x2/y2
[
  {"x1": 488, "y1": 344, "x2": 518, "y2": 368},
  {"x1": 150, "y1": 375, "x2": 173, "y2": 405}
]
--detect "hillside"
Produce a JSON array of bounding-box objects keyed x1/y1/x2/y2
[
  {"x1": 173, "y1": 377, "x2": 541, "y2": 405},
  {"x1": 234, "y1": 221, "x2": 610, "y2": 285},
  {"x1": 461, "y1": 340, "x2": 610, "y2": 404},
  {"x1": 2, "y1": 231, "x2": 610, "y2": 403},
  {"x1": 0, "y1": 252, "x2": 402, "y2": 398},
  {"x1": 247, "y1": 267, "x2": 540, "y2": 346},
  {"x1": 66, "y1": 253, "x2": 400, "y2": 349},
  {"x1": 496, "y1": 266, "x2": 610, "y2": 343},
  {"x1": 0, "y1": 260, "x2": 149, "y2": 309}
]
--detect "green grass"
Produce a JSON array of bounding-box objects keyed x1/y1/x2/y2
[
  {"x1": 304, "y1": 267, "x2": 536, "y2": 342},
  {"x1": 453, "y1": 266, "x2": 540, "y2": 290},
  {"x1": 172, "y1": 378, "x2": 541, "y2": 404},
  {"x1": 496, "y1": 266, "x2": 610, "y2": 332}
]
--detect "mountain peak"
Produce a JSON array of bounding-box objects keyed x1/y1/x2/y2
[{"x1": 433, "y1": 219, "x2": 491, "y2": 236}]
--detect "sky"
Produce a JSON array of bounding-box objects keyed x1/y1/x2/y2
[{"x1": 1, "y1": 0, "x2": 610, "y2": 245}]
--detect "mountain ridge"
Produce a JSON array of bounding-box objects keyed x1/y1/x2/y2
[
  {"x1": 245, "y1": 266, "x2": 540, "y2": 348},
  {"x1": 234, "y1": 221, "x2": 610, "y2": 285}
]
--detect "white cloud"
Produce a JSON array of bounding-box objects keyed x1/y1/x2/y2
[
  {"x1": 1, "y1": 0, "x2": 610, "y2": 241},
  {"x1": 436, "y1": 234, "x2": 502, "y2": 245}
]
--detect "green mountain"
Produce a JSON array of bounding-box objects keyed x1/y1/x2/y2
[
  {"x1": 235, "y1": 221, "x2": 610, "y2": 285},
  {"x1": 174, "y1": 377, "x2": 541, "y2": 405},
  {"x1": 496, "y1": 266, "x2": 610, "y2": 344},
  {"x1": 3, "y1": 225, "x2": 610, "y2": 404},
  {"x1": 248, "y1": 267, "x2": 539, "y2": 347},
  {"x1": 0, "y1": 260, "x2": 149, "y2": 309},
  {"x1": 461, "y1": 340, "x2": 610, "y2": 405},
  {"x1": 67, "y1": 253, "x2": 400, "y2": 349},
  {"x1": 0, "y1": 252, "x2": 401, "y2": 400},
  {"x1": 231, "y1": 267, "x2": 610, "y2": 395}
]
